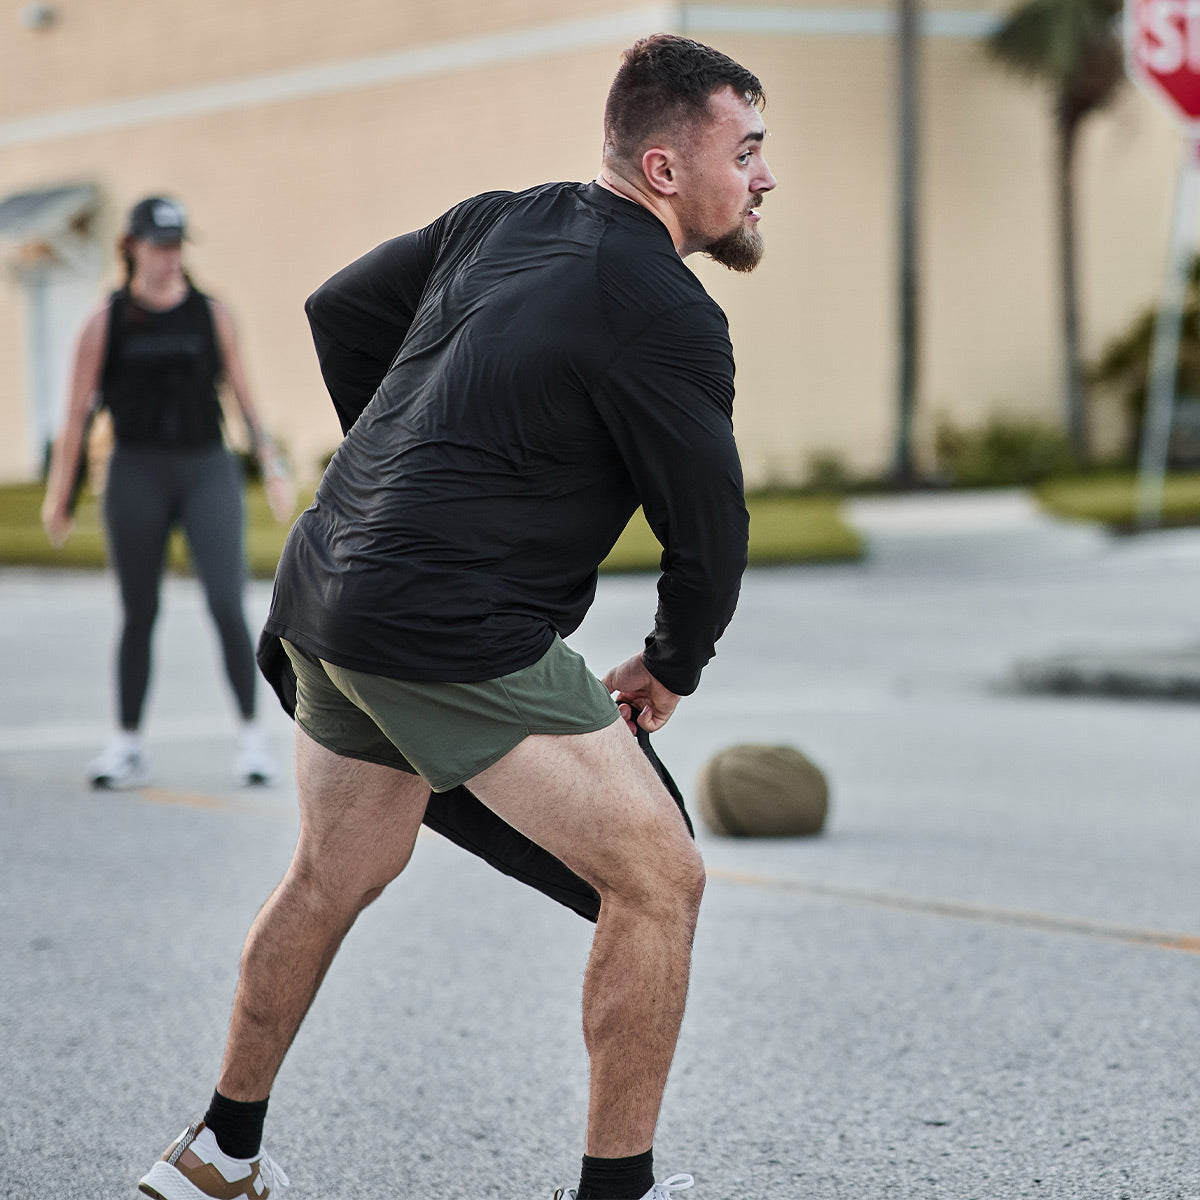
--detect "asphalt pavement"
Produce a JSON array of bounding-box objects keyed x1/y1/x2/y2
[{"x1": 1, "y1": 489, "x2": 1198, "y2": 1200}]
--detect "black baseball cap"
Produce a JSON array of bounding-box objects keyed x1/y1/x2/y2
[{"x1": 126, "y1": 196, "x2": 187, "y2": 244}]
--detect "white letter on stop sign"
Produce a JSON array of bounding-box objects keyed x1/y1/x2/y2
[{"x1": 1141, "y1": 0, "x2": 1200, "y2": 72}]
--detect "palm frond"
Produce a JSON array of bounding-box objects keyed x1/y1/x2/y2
[{"x1": 987, "y1": 0, "x2": 1121, "y2": 90}]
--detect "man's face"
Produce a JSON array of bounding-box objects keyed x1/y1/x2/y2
[{"x1": 673, "y1": 86, "x2": 777, "y2": 272}]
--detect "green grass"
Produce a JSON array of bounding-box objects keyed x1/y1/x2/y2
[
  {"x1": 0, "y1": 481, "x2": 307, "y2": 577},
  {"x1": 1034, "y1": 469, "x2": 1200, "y2": 530},
  {"x1": 744, "y1": 493, "x2": 863, "y2": 564},
  {"x1": 0, "y1": 482, "x2": 862, "y2": 576},
  {"x1": 0, "y1": 483, "x2": 110, "y2": 570},
  {"x1": 602, "y1": 495, "x2": 862, "y2": 571}
]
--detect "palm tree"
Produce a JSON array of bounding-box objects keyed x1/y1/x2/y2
[
  {"x1": 986, "y1": 0, "x2": 1125, "y2": 462},
  {"x1": 893, "y1": 0, "x2": 921, "y2": 484}
]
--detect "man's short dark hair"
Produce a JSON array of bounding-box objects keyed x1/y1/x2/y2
[{"x1": 603, "y1": 34, "x2": 766, "y2": 169}]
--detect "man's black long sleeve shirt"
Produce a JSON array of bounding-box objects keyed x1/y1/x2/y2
[{"x1": 264, "y1": 181, "x2": 748, "y2": 696}]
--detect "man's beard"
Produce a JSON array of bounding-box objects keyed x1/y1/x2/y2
[{"x1": 703, "y1": 204, "x2": 765, "y2": 273}]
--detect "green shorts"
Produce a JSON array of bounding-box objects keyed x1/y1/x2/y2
[{"x1": 281, "y1": 636, "x2": 620, "y2": 793}]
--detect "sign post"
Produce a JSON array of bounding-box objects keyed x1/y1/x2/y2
[{"x1": 1124, "y1": 0, "x2": 1200, "y2": 526}]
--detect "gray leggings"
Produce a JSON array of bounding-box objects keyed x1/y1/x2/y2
[{"x1": 103, "y1": 445, "x2": 256, "y2": 730}]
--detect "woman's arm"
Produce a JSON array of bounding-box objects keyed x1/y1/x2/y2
[
  {"x1": 41, "y1": 303, "x2": 110, "y2": 547},
  {"x1": 210, "y1": 297, "x2": 295, "y2": 523}
]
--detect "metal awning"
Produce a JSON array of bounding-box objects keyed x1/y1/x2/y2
[{"x1": 0, "y1": 183, "x2": 100, "y2": 243}]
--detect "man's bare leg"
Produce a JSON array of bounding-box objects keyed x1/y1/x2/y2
[
  {"x1": 467, "y1": 718, "x2": 705, "y2": 1158},
  {"x1": 217, "y1": 728, "x2": 430, "y2": 1100}
]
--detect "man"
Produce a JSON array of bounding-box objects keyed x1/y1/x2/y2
[{"x1": 139, "y1": 32, "x2": 776, "y2": 1200}]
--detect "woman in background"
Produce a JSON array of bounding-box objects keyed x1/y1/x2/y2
[{"x1": 42, "y1": 196, "x2": 294, "y2": 789}]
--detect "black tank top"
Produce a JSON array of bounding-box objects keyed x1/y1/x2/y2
[{"x1": 101, "y1": 284, "x2": 224, "y2": 448}]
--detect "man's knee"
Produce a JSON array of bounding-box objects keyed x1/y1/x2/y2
[
  {"x1": 597, "y1": 809, "x2": 705, "y2": 924},
  {"x1": 286, "y1": 844, "x2": 408, "y2": 920}
]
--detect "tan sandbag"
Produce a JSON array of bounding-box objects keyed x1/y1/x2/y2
[{"x1": 695, "y1": 743, "x2": 829, "y2": 837}]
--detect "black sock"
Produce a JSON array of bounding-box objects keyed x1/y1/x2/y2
[
  {"x1": 203, "y1": 1090, "x2": 269, "y2": 1160},
  {"x1": 576, "y1": 1149, "x2": 655, "y2": 1200}
]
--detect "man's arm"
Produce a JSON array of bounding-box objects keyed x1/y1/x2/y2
[
  {"x1": 304, "y1": 230, "x2": 440, "y2": 434},
  {"x1": 594, "y1": 301, "x2": 749, "y2": 702}
]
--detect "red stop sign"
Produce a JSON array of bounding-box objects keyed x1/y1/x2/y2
[{"x1": 1126, "y1": 0, "x2": 1200, "y2": 129}]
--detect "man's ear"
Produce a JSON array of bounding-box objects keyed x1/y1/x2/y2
[{"x1": 641, "y1": 147, "x2": 679, "y2": 196}]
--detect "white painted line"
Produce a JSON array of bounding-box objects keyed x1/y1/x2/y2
[
  {"x1": 1, "y1": 4, "x2": 1001, "y2": 150},
  {"x1": 686, "y1": 5, "x2": 1001, "y2": 37},
  {"x1": 0, "y1": 6, "x2": 674, "y2": 149}
]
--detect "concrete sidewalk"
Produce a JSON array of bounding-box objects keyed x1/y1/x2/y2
[{"x1": 850, "y1": 488, "x2": 1200, "y2": 701}]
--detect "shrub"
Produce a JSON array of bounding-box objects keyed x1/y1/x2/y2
[
  {"x1": 804, "y1": 450, "x2": 852, "y2": 494},
  {"x1": 1089, "y1": 254, "x2": 1200, "y2": 462},
  {"x1": 934, "y1": 415, "x2": 1074, "y2": 487}
]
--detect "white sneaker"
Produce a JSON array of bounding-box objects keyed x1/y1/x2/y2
[
  {"x1": 139, "y1": 1120, "x2": 289, "y2": 1199},
  {"x1": 86, "y1": 733, "x2": 148, "y2": 789},
  {"x1": 236, "y1": 722, "x2": 276, "y2": 786},
  {"x1": 554, "y1": 1173, "x2": 695, "y2": 1200}
]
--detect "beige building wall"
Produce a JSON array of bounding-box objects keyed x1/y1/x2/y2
[{"x1": 0, "y1": 0, "x2": 1188, "y2": 489}]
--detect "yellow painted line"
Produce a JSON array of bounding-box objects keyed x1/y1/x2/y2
[
  {"x1": 137, "y1": 787, "x2": 237, "y2": 811},
  {"x1": 708, "y1": 867, "x2": 1200, "y2": 955},
  {"x1": 118, "y1": 797, "x2": 1199, "y2": 955}
]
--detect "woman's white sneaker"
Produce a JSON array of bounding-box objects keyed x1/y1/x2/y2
[
  {"x1": 86, "y1": 733, "x2": 148, "y2": 789},
  {"x1": 236, "y1": 722, "x2": 276, "y2": 786}
]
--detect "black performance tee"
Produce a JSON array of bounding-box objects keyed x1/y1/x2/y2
[
  {"x1": 100, "y1": 284, "x2": 224, "y2": 449},
  {"x1": 264, "y1": 181, "x2": 748, "y2": 695}
]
